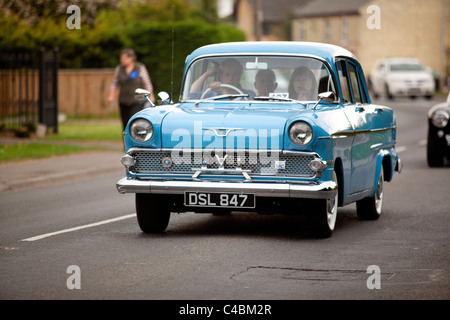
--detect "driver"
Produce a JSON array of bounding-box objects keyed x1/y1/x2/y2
[{"x1": 190, "y1": 58, "x2": 255, "y2": 99}]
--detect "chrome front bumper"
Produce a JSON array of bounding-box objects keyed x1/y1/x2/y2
[{"x1": 116, "y1": 177, "x2": 337, "y2": 200}]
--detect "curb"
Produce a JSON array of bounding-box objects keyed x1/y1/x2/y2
[{"x1": 0, "y1": 150, "x2": 125, "y2": 193}]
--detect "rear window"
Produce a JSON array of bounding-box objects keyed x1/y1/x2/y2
[{"x1": 390, "y1": 63, "x2": 424, "y2": 72}]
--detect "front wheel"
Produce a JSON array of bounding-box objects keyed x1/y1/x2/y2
[
  {"x1": 135, "y1": 194, "x2": 170, "y2": 233},
  {"x1": 307, "y1": 172, "x2": 338, "y2": 238},
  {"x1": 356, "y1": 168, "x2": 383, "y2": 220},
  {"x1": 427, "y1": 134, "x2": 444, "y2": 167}
]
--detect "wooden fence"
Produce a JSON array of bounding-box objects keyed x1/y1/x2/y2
[
  {"x1": 1, "y1": 69, "x2": 125, "y2": 118},
  {"x1": 0, "y1": 53, "x2": 39, "y2": 131},
  {"x1": 58, "y1": 69, "x2": 117, "y2": 117}
]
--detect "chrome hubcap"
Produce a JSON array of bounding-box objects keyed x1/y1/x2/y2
[
  {"x1": 327, "y1": 173, "x2": 338, "y2": 230},
  {"x1": 375, "y1": 172, "x2": 383, "y2": 214}
]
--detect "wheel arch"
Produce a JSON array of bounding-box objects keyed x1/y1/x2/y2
[
  {"x1": 333, "y1": 157, "x2": 344, "y2": 207},
  {"x1": 382, "y1": 155, "x2": 392, "y2": 182}
]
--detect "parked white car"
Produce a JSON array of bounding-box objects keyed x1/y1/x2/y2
[{"x1": 369, "y1": 57, "x2": 435, "y2": 100}]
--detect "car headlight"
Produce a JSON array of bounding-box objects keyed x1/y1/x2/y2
[
  {"x1": 130, "y1": 119, "x2": 153, "y2": 142},
  {"x1": 431, "y1": 110, "x2": 449, "y2": 128},
  {"x1": 289, "y1": 121, "x2": 313, "y2": 146}
]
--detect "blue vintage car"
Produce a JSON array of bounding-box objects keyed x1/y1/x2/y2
[{"x1": 116, "y1": 41, "x2": 402, "y2": 238}]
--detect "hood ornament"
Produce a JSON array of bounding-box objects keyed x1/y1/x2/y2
[{"x1": 204, "y1": 127, "x2": 243, "y2": 137}]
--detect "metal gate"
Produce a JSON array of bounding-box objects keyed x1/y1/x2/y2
[
  {"x1": 39, "y1": 48, "x2": 58, "y2": 133},
  {"x1": 0, "y1": 48, "x2": 58, "y2": 136}
]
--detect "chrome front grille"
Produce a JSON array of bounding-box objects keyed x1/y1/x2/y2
[{"x1": 129, "y1": 150, "x2": 316, "y2": 177}]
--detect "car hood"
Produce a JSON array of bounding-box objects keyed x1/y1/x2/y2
[{"x1": 160, "y1": 102, "x2": 306, "y2": 150}]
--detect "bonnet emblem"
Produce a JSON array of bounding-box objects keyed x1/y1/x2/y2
[{"x1": 204, "y1": 127, "x2": 243, "y2": 137}]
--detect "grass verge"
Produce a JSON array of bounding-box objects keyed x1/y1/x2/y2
[
  {"x1": 0, "y1": 142, "x2": 103, "y2": 163},
  {"x1": 41, "y1": 121, "x2": 123, "y2": 142}
]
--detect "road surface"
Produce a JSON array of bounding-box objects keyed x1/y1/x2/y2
[{"x1": 1, "y1": 96, "x2": 449, "y2": 302}]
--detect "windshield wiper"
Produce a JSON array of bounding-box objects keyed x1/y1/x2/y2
[
  {"x1": 253, "y1": 96, "x2": 307, "y2": 107},
  {"x1": 195, "y1": 94, "x2": 249, "y2": 106},
  {"x1": 211, "y1": 93, "x2": 249, "y2": 100}
]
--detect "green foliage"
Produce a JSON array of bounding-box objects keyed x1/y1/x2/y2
[
  {"x1": 42, "y1": 121, "x2": 123, "y2": 142},
  {"x1": 0, "y1": 0, "x2": 245, "y2": 100},
  {"x1": 125, "y1": 20, "x2": 245, "y2": 100},
  {"x1": 0, "y1": 142, "x2": 102, "y2": 163}
]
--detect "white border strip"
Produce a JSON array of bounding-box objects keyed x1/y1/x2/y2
[{"x1": 21, "y1": 213, "x2": 136, "y2": 242}]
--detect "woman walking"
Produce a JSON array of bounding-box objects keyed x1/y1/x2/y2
[{"x1": 108, "y1": 48, "x2": 155, "y2": 129}]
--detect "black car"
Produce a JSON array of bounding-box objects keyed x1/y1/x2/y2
[{"x1": 427, "y1": 93, "x2": 450, "y2": 167}]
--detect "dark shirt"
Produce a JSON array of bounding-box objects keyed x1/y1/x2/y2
[{"x1": 111, "y1": 62, "x2": 153, "y2": 105}]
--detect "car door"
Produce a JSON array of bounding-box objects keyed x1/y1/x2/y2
[{"x1": 336, "y1": 58, "x2": 377, "y2": 196}]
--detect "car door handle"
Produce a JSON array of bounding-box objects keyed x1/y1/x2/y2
[
  {"x1": 374, "y1": 108, "x2": 384, "y2": 114},
  {"x1": 355, "y1": 106, "x2": 365, "y2": 112}
]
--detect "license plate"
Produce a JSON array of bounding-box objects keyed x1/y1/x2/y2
[
  {"x1": 184, "y1": 192, "x2": 255, "y2": 208},
  {"x1": 408, "y1": 88, "x2": 420, "y2": 94}
]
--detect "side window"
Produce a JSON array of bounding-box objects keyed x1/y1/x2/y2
[
  {"x1": 336, "y1": 60, "x2": 351, "y2": 103},
  {"x1": 347, "y1": 61, "x2": 368, "y2": 104},
  {"x1": 347, "y1": 62, "x2": 362, "y2": 104}
]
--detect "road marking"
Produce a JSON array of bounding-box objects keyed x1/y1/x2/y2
[
  {"x1": 396, "y1": 146, "x2": 407, "y2": 153},
  {"x1": 21, "y1": 213, "x2": 136, "y2": 242},
  {"x1": 397, "y1": 139, "x2": 427, "y2": 154}
]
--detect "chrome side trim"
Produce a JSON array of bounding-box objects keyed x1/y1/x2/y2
[
  {"x1": 370, "y1": 142, "x2": 396, "y2": 150},
  {"x1": 116, "y1": 177, "x2": 337, "y2": 200},
  {"x1": 318, "y1": 126, "x2": 396, "y2": 140}
]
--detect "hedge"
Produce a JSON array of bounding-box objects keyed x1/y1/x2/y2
[
  {"x1": 0, "y1": 14, "x2": 245, "y2": 102},
  {"x1": 125, "y1": 20, "x2": 246, "y2": 100}
]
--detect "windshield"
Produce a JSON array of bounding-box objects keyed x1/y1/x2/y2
[
  {"x1": 181, "y1": 55, "x2": 336, "y2": 103},
  {"x1": 390, "y1": 63, "x2": 425, "y2": 72}
]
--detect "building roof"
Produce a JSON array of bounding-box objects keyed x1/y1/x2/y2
[
  {"x1": 293, "y1": 0, "x2": 372, "y2": 18},
  {"x1": 242, "y1": 0, "x2": 310, "y2": 23}
]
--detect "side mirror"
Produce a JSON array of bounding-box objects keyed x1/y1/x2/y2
[
  {"x1": 158, "y1": 91, "x2": 171, "y2": 105},
  {"x1": 135, "y1": 88, "x2": 151, "y2": 101},
  {"x1": 135, "y1": 88, "x2": 155, "y2": 107},
  {"x1": 313, "y1": 91, "x2": 336, "y2": 110},
  {"x1": 318, "y1": 91, "x2": 336, "y2": 103}
]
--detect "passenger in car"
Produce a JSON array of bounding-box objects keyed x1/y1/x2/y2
[
  {"x1": 254, "y1": 69, "x2": 278, "y2": 97},
  {"x1": 288, "y1": 66, "x2": 317, "y2": 101}
]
